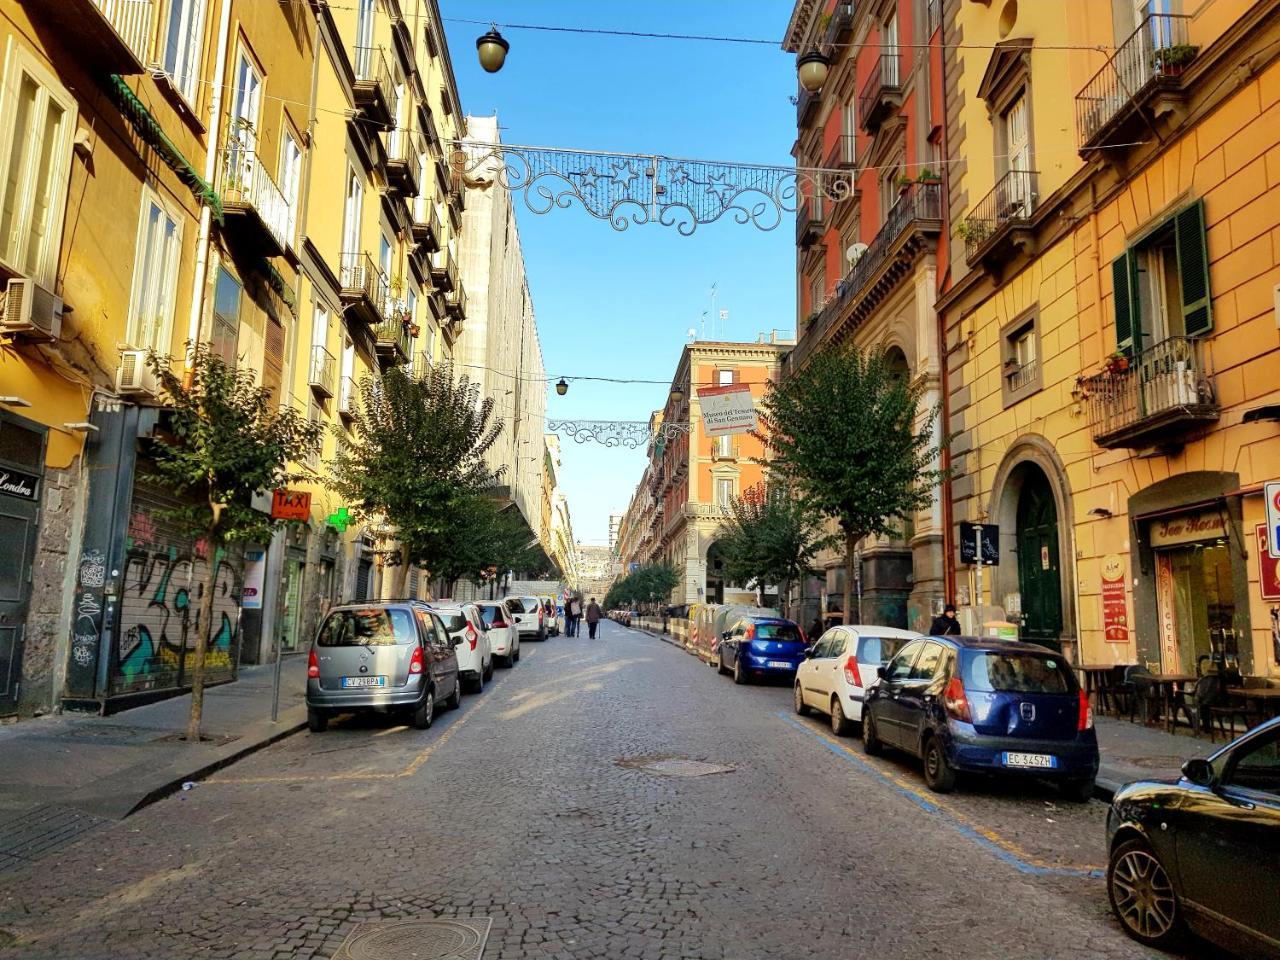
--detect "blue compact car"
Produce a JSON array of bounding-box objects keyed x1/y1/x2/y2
[
  {"x1": 862, "y1": 635, "x2": 1099, "y2": 799},
  {"x1": 717, "y1": 617, "x2": 809, "y2": 684}
]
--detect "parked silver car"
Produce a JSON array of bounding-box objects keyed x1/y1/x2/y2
[{"x1": 306, "y1": 602, "x2": 461, "y2": 732}]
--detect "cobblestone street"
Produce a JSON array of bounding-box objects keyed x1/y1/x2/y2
[{"x1": 0, "y1": 623, "x2": 1197, "y2": 959}]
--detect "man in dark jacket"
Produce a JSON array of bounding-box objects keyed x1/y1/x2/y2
[
  {"x1": 585, "y1": 598, "x2": 603, "y2": 639},
  {"x1": 929, "y1": 603, "x2": 962, "y2": 636}
]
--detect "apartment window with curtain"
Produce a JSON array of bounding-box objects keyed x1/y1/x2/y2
[
  {"x1": 280, "y1": 131, "x2": 303, "y2": 246},
  {"x1": 125, "y1": 189, "x2": 183, "y2": 352},
  {"x1": 340, "y1": 336, "x2": 355, "y2": 410},
  {"x1": 0, "y1": 47, "x2": 76, "y2": 288},
  {"x1": 210, "y1": 266, "x2": 242, "y2": 366},
  {"x1": 163, "y1": 0, "x2": 209, "y2": 103},
  {"x1": 841, "y1": 102, "x2": 857, "y2": 163},
  {"x1": 715, "y1": 478, "x2": 735, "y2": 507},
  {"x1": 714, "y1": 434, "x2": 733, "y2": 458}
]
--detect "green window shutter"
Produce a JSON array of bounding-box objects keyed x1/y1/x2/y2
[
  {"x1": 1175, "y1": 198, "x2": 1212, "y2": 336},
  {"x1": 1112, "y1": 253, "x2": 1136, "y2": 357}
]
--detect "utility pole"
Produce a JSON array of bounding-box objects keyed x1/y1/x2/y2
[{"x1": 974, "y1": 523, "x2": 984, "y2": 637}]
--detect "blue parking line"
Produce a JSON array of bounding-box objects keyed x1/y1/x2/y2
[{"x1": 779, "y1": 712, "x2": 1105, "y2": 880}]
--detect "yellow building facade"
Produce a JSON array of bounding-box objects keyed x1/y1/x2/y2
[{"x1": 940, "y1": 0, "x2": 1280, "y2": 674}]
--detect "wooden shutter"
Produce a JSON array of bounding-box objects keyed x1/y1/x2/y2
[
  {"x1": 1111, "y1": 253, "x2": 1136, "y2": 357},
  {"x1": 1174, "y1": 199, "x2": 1212, "y2": 336}
]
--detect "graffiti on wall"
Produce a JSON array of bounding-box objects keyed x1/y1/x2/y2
[{"x1": 112, "y1": 504, "x2": 242, "y2": 695}]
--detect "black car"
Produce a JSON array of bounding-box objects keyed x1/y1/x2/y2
[
  {"x1": 1105, "y1": 716, "x2": 1280, "y2": 956},
  {"x1": 862, "y1": 636, "x2": 1099, "y2": 798}
]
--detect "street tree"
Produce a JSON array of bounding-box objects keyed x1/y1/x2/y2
[
  {"x1": 430, "y1": 494, "x2": 545, "y2": 595},
  {"x1": 606, "y1": 563, "x2": 680, "y2": 612},
  {"x1": 147, "y1": 345, "x2": 323, "y2": 743},
  {"x1": 329, "y1": 362, "x2": 502, "y2": 596},
  {"x1": 716, "y1": 480, "x2": 830, "y2": 617},
  {"x1": 758, "y1": 344, "x2": 945, "y2": 625}
]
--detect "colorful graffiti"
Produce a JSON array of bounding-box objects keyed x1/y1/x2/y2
[{"x1": 113, "y1": 507, "x2": 242, "y2": 695}]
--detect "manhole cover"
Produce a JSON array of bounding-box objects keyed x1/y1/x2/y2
[
  {"x1": 330, "y1": 918, "x2": 492, "y2": 960},
  {"x1": 617, "y1": 757, "x2": 735, "y2": 778},
  {"x1": 1121, "y1": 755, "x2": 1196, "y2": 769},
  {"x1": 153, "y1": 732, "x2": 240, "y2": 747}
]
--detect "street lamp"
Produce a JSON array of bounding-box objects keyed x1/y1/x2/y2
[
  {"x1": 797, "y1": 50, "x2": 831, "y2": 92},
  {"x1": 555, "y1": 378, "x2": 569, "y2": 396},
  {"x1": 476, "y1": 26, "x2": 510, "y2": 73},
  {"x1": 670, "y1": 385, "x2": 685, "y2": 405}
]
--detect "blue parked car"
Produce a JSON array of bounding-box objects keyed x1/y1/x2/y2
[
  {"x1": 717, "y1": 616, "x2": 808, "y2": 684},
  {"x1": 862, "y1": 635, "x2": 1099, "y2": 800}
]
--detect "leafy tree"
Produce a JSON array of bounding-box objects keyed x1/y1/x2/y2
[
  {"x1": 606, "y1": 563, "x2": 680, "y2": 612},
  {"x1": 758, "y1": 344, "x2": 945, "y2": 625},
  {"x1": 716, "y1": 481, "x2": 830, "y2": 617},
  {"x1": 430, "y1": 494, "x2": 545, "y2": 595},
  {"x1": 329, "y1": 362, "x2": 502, "y2": 596},
  {"x1": 148, "y1": 345, "x2": 322, "y2": 742}
]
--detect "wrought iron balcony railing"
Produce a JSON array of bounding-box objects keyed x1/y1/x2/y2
[
  {"x1": 338, "y1": 376, "x2": 358, "y2": 417},
  {"x1": 430, "y1": 251, "x2": 457, "y2": 293},
  {"x1": 84, "y1": 0, "x2": 153, "y2": 70},
  {"x1": 352, "y1": 45, "x2": 393, "y2": 126},
  {"x1": 445, "y1": 281, "x2": 467, "y2": 321},
  {"x1": 220, "y1": 132, "x2": 292, "y2": 257},
  {"x1": 374, "y1": 309, "x2": 412, "y2": 364},
  {"x1": 1079, "y1": 336, "x2": 1218, "y2": 449},
  {"x1": 385, "y1": 125, "x2": 424, "y2": 196},
  {"x1": 338, "y1": 252, "x2": 388, "y2": 324},
  {"x1": 825, "y1": 135, "x2": 857, "y2": 170},
  {"x1": 1076, "y1": 14, "x2": 1193, "y2": 149},
  {"x1": 962, "y1": 168, "x2": 1038, "y2": 266},
  {"x1": 796, "y1": 199, "x2": 822, "y2": 247},
  {"x1": 859, "y1": 53, "x2": 902, "y2": 130},
  {"x1": 797, "y1": 88, "x2": 821, "y2": 128},
  {"x1": 411, "y1": 198, "x2": 442, "y2": 252},
  {"x1": 308, "y1": 344, "x2": 337, "y2": 398},
  {"x1": 824, "y1": 3, "x2": 856, "y2": 47}
]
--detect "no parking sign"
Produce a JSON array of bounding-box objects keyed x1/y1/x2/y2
[{"x1": 1266, "y1": 481, "x2": 1280, "y2": 557}]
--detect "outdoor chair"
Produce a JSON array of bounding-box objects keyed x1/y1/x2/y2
[
  {"x1": 1105, "y1": 664, "x2": 1133, "y2": 718},
  {"x1": 1125, "y1": 665, "x2": 1160, "y2": 726}
]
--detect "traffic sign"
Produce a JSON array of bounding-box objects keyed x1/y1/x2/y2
[
  {"x1": 959, "y1": 521, "x2": 1000, "y2": 565},
  {"x1": 1265, "y1": 481, "x2": 1280, "y2": 558}
]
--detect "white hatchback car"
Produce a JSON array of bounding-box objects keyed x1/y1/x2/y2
[
  {"x1": 503, "y1": 596, "x2": 546, "y2": 641},
  {"x1": 476, "y1": 601, "x2": 519, "y2": 667},
  {"x1": 431, "y1": 603, "x2": 493, "y2": 693},
  {"x1": 794, "y1": 625, "x2": 925, "y2": 735}
]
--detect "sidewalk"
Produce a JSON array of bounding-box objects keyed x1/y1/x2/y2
[{"x1": 0, "y1": 657, "x2": 309, "y2": 823}]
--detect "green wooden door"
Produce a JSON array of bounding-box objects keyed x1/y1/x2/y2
[{"x1": 1016, "y1": 472, "x2": 1063, "y2": 648}]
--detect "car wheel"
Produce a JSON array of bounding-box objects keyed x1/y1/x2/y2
[
  {"x1": 717, "y1": 653, "x2": 729, "y2": 676},
  {"x1": 411, "y1": 689, "x2": 435, "y2": 730},
  {"x1": 830, "y1": 698, "x2": 853, "y2": 736},
  {"x1": 732, "y1": 658, "x2": 748, "y2": 685},
  {"x1": 513, "y1": 644, "x2": 520, "y2": 663},
  {"x1": 1108, "y1": 838, "x2": 1185, "y2": 950},
  {"x1": 484, "y1": 657, "x2": 494, "y2": 681},
  {"x1": 445, "y1": 678, "x2": 462, "y2": 710},
  {"x1": 307, "y1": 708, "x2": 328, "y2": 733},
  {"x1": 1060, "y1": 778, "x2": 1096, "y2": 803},
  {"x1": 469, "y1": 670, "x2": 484, "y2": 694},
  {"x1": 793, "y1": 683, "x2": 811, "y2": 716},
  {"x1": 862, "y1": 709, "x2": 883, "y2": 756},
  {"x1": 922, "y1": 735, "x2": 956, "y2": 793}
]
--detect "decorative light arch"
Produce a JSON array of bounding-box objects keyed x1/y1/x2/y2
[{"x1": 546, "y1": 419, "x2": 692, "y2": 448}]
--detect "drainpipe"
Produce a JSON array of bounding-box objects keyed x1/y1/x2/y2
[
  {"x1": 184, "y1": 0, "x2": 234, "y2": 366},
  {"x1": 937, "y1": 13, "x2": 956, "y2": 607}
]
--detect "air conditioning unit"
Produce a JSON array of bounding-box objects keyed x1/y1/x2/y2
[
  {"x1": 1, "y1": 277, "x2": 63, "y2": 341},
  {"x1": 115, "y1": 349, "x2": 159, "y2": 397}
]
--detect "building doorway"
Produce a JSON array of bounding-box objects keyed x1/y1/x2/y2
[
  {"x1": 1016, "y1": 466, "x2": 1063, "y2": 647},
  {"x1": 0, "y1": 415, "x2": 44, "y2": 714},
  {"x1": 705, "y1": 540, "x2": 726, "y2": 604},
  {"x1": 1153, "y1": 531, "x2": 1239, "y2": 674},
  {"x1": 276, "y1": 551, "x2": 306, "y2": 652}
]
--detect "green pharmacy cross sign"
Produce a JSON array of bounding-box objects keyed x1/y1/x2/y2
[{"x1": 326, "y1": 507, "x2": 352, "y2": 532}]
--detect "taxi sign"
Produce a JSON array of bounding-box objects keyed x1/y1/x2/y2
[{"x1": 271, "y1": 488, "x2": 311, "y2": 522}]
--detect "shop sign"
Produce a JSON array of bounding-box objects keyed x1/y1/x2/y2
[
  {"x1": 0, "y1": 467, "x2": 39, "y2": 501},
  {"x1": 1100, "y1": 554, "x2": 1129, "y2": 643},
  {"x1": 697, "y1": 384, "x2": 757, "y2": 437},
  {"x1": 959, "y1": 521, "x2": 1000, "y2": 565},
  {"x1": 1148, "y1": 510, "x2": 1227, "y2": 548},
  {"x1": 1256, "y1": 524, "x2": 1280, "y2": 601},
  {"x1": 242, "y1": 548, "x2": 267, "y2": 610},
  {"x1": 1155, "y1": 553, "x2": 1181, "y2": 672},
  {"x1": 271, "y1": 488, "x2": 311, "y2": 522},
  {"x1": 1265, "y1": 481, "x2": 1280, "y2": 556}
]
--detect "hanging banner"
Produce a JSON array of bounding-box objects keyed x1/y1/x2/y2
[
  {"x1": 242, "y1": 548, "x2": 267, "y2": 610},
  {"x1": 1155, "y1": 552, "x2": 1180, "y2": 672},
  {"x1": 1100, "y1": 554, "x2": 1129, "y2": 643},
  {"x1": 697, "y1": 383, "x2": 757, "y2": 437},
  {"x1": 1256, "y1": 524, "x2": 1280, "y2": 601}
]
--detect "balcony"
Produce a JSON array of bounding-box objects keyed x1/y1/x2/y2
[
  {"x1": 338, "y1": 252, "x2": 388, "y2": 328},
  {"x1": 338, "y1": 376, "x2": 358, "y2": 418},
  {"x1": 374, "y1": 309, "x2": 412, "y2": 367},
  {"x1": 352, "y1": 46, "x2": 394, "y2": 127},
  {"x1": 429, "y1": 251, "x2": 457, "y2": 293},
  {"x1": 445, "y1": 281, "x2": 467, "y2": 323},
  {"x1": 859, "y1": 54, "x2": 903, "y2": 131},
  {"x1": 962, "y1": 169, "x2": 1038, "y2": 270},
  {"x1": 385, "y1": 126, "x2": 424, "y2": 197},
  {"x1": 824, "y1": 135, "x2": 857, "y2": 170},
  {"x1": 410, "y1": 350, "x2": 433, "y2": 379},
  {"x1": 308, "y1": 344, "x2": 337, "y2": 398},
  {"x1": 1079, "y1": 337, "x2": 1218, "y2": 450},
  {"x1": 791, "y1": 182, "x2": 942, "y2": 368},
  {"x1": 796, "y1": 88, "x2": 821, "y2": 129},
  {"x1": 447, "y1": 182, "x2": 465, "y2": 230},
  {"x1": 219, "y1": 133, "x2": 292, "y2": 258},
  {"x1": 1076, "y1": 14, "x2": 1194, "y2": 152},
  {"x1": 411, "y1": 200, "x2": 442, "y2": 252},
  {"x1": 796, "y1": 200, "x2": 821, "y2": 248},
  {"x1": 824, "y1": 3, "x2": 855, "y2": 47},
  {"x1": 35, "y1": 0, "x2": 153, "y2": 74}
]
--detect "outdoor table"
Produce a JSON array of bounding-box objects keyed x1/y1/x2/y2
[
  {"x1": 1226, "y1": 687, "x2": 1280, "y2": 722},
  {"x1": 1078, "y1": 664, "x2": 1132, "y2": 716},
  {"x1": 1148, "y1": 673, "x2": 1198, "y2": 732}
]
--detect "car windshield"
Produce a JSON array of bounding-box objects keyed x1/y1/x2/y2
[
  {"x1": 479, "y1": 606, "x2": 504, "y2": 626},
  {"x1": 964, "y1": 652, "x2": 1075, "y2": 694},
  {"x1": 520, "y1": 598, "x2": 541, "y2": 612},
  {"x1": 858, "y1": 635, "x2": 908, "y2": 664},
  {"x1": 436, "y1": 611, "x2": 468, "y2": 632},
  {"x1": 316, "y1": 608, "x2": 416, "y2": 647},
  {"x1": 754, "y1": 623, "x2": 803, "y2": 641}
]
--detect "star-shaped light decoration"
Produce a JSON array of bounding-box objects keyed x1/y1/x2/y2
[
  {"x1": 668, "y1": 163, "x2": 691, "y2": 187},
  {"x1": 577, "y1": 167, "x2": 600, "y2": 190},
  {"x1": 612, "y1": 161, "x2": 638, "y2": 193},
  {"x1": 706, "y1": 172, "x2": 735, "y2": 204}
]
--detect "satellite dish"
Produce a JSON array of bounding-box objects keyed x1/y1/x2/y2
[{"x1": 846, "y1": 242, "x2": 869, "y2": 265}]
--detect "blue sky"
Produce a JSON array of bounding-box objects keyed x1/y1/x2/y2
[{"x1": 443, "y1": 2, "x2": 796, "y2": 545}]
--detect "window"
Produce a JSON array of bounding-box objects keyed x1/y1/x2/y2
[
  {"x1": 1004, "y1": 92, "x2": 1030, "y2": 175},
  {"x1": 886, "y1": 640, "x2": 923, "y2": 681},
  {"x1": 1002, "y1": 308, "x2": 1041, "y2": 405},
  {"x1": 715, "y1": 478, "x2": 734, "y2": 506},
  {"x1": 963, "y1": 651, "x2": 1075, "y2": 693},
  {"x1": 908, "y1": 641, "x2": 946, "y2": 680},
  {"x1": 856, "y1": 634, "x2": 910, "y2": 666},
  {"x1": 162, "y1": 0, "x2": 208, "y2": 102},
  {"x1": 881, "y1": 162, "x2": 903, "y2": 222},
  {"x1": 210, "y1": 266, "x2": 241, "y2": 365},
  {"x1": 1112, "y1": 200, "x2": 1212, "y2": 355},
  {"x1": 808, "y1": 274, "x2": 824, "y2": 315},
  {"x1": 1224, "y1": 730, "x2": 1280, "y2": 797},
  {"x1": 125, "y1": 190, "x2": 183, "y2": 352},
  {"x1": 883, "y1": 12, "x2": 900, "y2": 84},
  {"x1": 841, "y1": 102, "x2": 857, "y2": 161},
  {"x1": 0, "y1": 46, "x2": 76, "y2": 287},
  {"x1": 316, "y1": 607, "x2": 416, "y2": 646},
  {"x1": 717, "y1": 368, "x2": 736, "y2": 386},
  {"x1": 714, "y1": 434, "x2": 733, "y2": 458},
  {"x1": 311, "y1": 303, "x2": 328, "y2": 350},
  {"x1": 280, "y1": 131, "x2": 303, "y2": 246},
  {"x1": 341, "y1": 166, "x2": 362, "y2": 259}
]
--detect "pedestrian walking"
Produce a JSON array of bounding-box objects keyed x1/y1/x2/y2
[
  {"x1": 929, "y1": 602, "x2": 962, "y2": 636},
  {"x1": 808, "y1": 617, "x2": 825, "y2": 643},
  {"x1": 566, "y1": 596, "x2": 580, "y2": 636},
  {"x1": 585, "y1": 597, "x2": 603, "y2": 639}
]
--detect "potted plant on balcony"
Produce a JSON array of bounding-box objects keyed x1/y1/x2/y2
[
  {"x1": 1104, "y1": 350, "x2": 1131, "y2": 374},
  {"x1": 1151, "y1": 44, "x2": 1198, "y2": 76},
  {"x1": 917, "y1": 168, "x2": 942, "y2": 183},
  {"x1": 956, "y1": 217, "x2": 992, "y2": 246}
]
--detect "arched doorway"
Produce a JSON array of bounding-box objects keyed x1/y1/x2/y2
[
  {"x1": 705, "y1": 540, "x2": 727, "y2": 604},
  {"x1": 1015, "y1": 466, "x2": 1063, "y2": 646}
]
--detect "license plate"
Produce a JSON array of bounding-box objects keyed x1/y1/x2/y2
[
  {"x1": 341, "y1": 676, "x2": 387, "y2": 688},
  {"x1": 767, "y1": 660, "x2": 795, "y2": 669},
  {"x1": 1003, "y1": 751, "x2": 1057, "y2": 769}
]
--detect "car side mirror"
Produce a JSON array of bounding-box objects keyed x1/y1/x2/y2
[
  {"x1": 451, "y1": 636, "x2": 463, "y2": 647},
  {"x1": 876, "y1": 666, "x2": 886, "y2": 679},
  {"x1": 804, "y1": 647, "x2": 816, "y2": 659},
  {"x1": 721, "y1": 631, "x2": 731, "y2": 641},
  {"x1": 1181, "y1": 757, "x2": 1216, "y2": 788}
]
